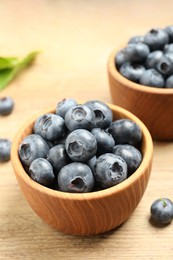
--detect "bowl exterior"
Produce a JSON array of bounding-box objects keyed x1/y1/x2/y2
[
  {"x1": 108, "y1": 49, "x2": 173, "y2": 141},
  {"x1": 11, "y1": 105, "x2": 153, "y2": 236}
]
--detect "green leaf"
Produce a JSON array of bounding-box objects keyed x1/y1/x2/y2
[
  {"x1": 0, "y1": 57, "x2": 19, "y2": 70},
  {"x1": 0, "y1": 51, "x2": 39, "y2": 91}
]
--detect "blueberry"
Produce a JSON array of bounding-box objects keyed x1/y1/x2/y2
[
  {"x1": 113, "y1": 144, "x2": 142, "y2": 176},
  {"x1": 84, "y1": 100, "x2": 113, "y2": 129},
  {"x1": 47, "y1": 144, "x2": 71, "y2": 175},
  {"x1": 19, "y1": 134, "x2": 49, "y2": 166},
  {"x1": 65, "y1": 129, "x2": 97, "y2": 162},
  {"x1": 128, "y1": 35, "x2": 144, "y2": 44},
  {"x1": 34, "y1": 113, "x2": 66, "y2": 141},
  {"x1": 0, "y1": 97, "x2": 14, "y2": 116},
  {"x1": 145, "y1": 50, "x2": 163, "y2": 69},
  {"x1": 124, "y1": 43, "x2": 150, "y2": 62},
  {"x1": 165, "y1": 52, "x2": 173, "y2": 64},
  {"x1": 150, "y1": 198, "x2": 173, "y2": 225},
  {"x1": 94, "y1": 153, "x2": 127, "y2": 189},
  {"x1": 29, "y1": 158, "x2": 55, "y2": 187},
  {"x1": 165, "y1": 75, "x2": 173, "y2": 88},
  {"x1": 0, "y1": 138, "x2": 11, "y2": 162},
  {"x1": 115, "y1": 49, "x2": 127, "y2": 68},
  {"x1": 139, "y1": 69, "x2": 164, "y2": 88},
  {"x1": 143, "y1": 28, "x2": 169, "y2": 50},
  {"x1": 108, "y1": 119, "x2": 142, "y2": 147},
  {"x1": 119, "y1": 62, "x2": 145, "y2": 83},
  {"x1": 55, "y1": 98, "x2": 77, "y2": 118},
  {"x1": 91, "y1": 128, "x2": 115, "y2": 155},
  {"x1": 156, "y1": 55, "x2": 173, "y2": 76},
  {"x1": 65, "y1": 104, "x2": 95, "y2": 131},
  {"x1": 164, "y1": 25, "x2": 173, "y2": 42},
  {"x1": 86, "y1": 156, "x2": 97, "y2": 173},
  {"x1": 164, "y1": 43, "x2": 173, "y2": 53},
  {"x1": 58, "y1": 162, "x2": 95, "y2": 193}
]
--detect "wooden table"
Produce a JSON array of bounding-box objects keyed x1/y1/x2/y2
[{"x1": 1, "y1": 1, "x2": 173, "y2": 259}]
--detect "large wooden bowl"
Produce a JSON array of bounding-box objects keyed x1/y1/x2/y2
[
  {"x1": 11, "y1": 104, "x2": 153, "y2": 236},
  {"x1": 108, "y1": 47, "x2": 173, "y2": 141}
]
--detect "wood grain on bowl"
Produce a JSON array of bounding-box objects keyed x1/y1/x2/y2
[
  {"x1": 108, "y1": 48, "x2": 173, "y2": 141},
  {"x1": 11, "y1": 105, "x2": 153, "y2": 236}
]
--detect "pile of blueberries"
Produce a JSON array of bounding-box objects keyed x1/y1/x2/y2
[
  {"x1": 115, "y1": 25, "x2": 173, "y2": 88},
  {"x1": 19, "y1": 98, "x2": 143, "y2": 193},
  {"x1": 0, "y1": 97, "x2": 14, "y2": 162}
]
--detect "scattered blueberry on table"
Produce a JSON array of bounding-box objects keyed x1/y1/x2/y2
[
  {"x1": 0, "y1": 96, "x2": 14, "y2": 163},
  {"x1": 150, "y1": 198, "x2": 173, "y2": 225},
  {"x1": 0, "y1": 96, "x2": 14, "y2": 116},
  {"x1": 115, "y1": 25, "x2": 173, "y2": 88},
  {"x1": 0, "y1": 138, "x2": 11, "y2": 162},
  {"x1": 18, "y1": 98, "x2": 143, "y2": 192}
]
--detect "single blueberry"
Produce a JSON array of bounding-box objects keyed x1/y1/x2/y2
[
  {"x1": 128, "y1": 35, "x2": 144, "y2": 44},
  {"x1": 156, "y1": 55, "x2": 173, "y2": 76},
  {"x1": 55, "y1": 98, "x2": 77, "y2": 118},
  {"x1": 113, "y1": 144, "x2": 142, "y2": 176},
  {"x1": 139, "y1": 69, "x2": 164, "y2": 88},
  {"x1": 94, "y1": 153, "x2": 127, "y2": 189},
  {"x1": 164, "y1": 25, "x2": 173, "y2": 42},
  {"x1": 143, "y1": 28, "x2": 169, "y2": 50},
  {"x1": 65, "y1": 104, "x2": 95, "y2": 131},
  {"x1": 108, "y1": 119, "x2": 142, "y2": 147},
  {"x1": 0, "y1": 138, "x2": 11, "y2": 162},
  {"x1": 84, "y1": 100, "x2": 113, "y2": 129},
  {"x1": 34, "y1": 113, "x2": 66, "y2": 141},
  {"x1": 124, "y1": 42, "x2": 150, "y2": 62},
  {"x1": 19, "y1": 134, "x2": 49, "y2": 166},
  {"x1": 86, "y1": 156, "x2": 97, "y2": 173},
  {"x1": 29, "y1": 158, "x2": 55, "y2": 188},
  {"x1": 165, "y1": 75, "x2": 173, "y2": 88},
  {"x1": 150, "y1": 198, "x2": 173, "y2": 225},
  {"x1": 47, "y1": 144, "x2": 71, "y2": 176},
  {"x1": 65, "y1": 129, "x2": 97, "y2": 162},
  {"x1": 119, "y1": 62, "x2": 146, "y2": 83},
  {"x1": 58, "y1": 162, "x2": 95, "y2": 193},
  {"x1": 115, "y1": 49, "x2": 127, "y2": 68},
  {"x1": 0, "y1": 97, "x2": 14, "y2": 116},
  {"x1": 91, "y1": 128, "x2": 115, "y2": 155},
  {"x1": 165, "y1": 52, "x2": 173, "y2": 64},
  {"x1": 145, "y1": 50, "x2": 163, "y2": 69}
]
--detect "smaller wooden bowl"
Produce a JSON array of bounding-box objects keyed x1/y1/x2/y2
[
  {"x1": 11, "y1": 104, "x2": 153, "y2": 236},
  {"x1": 108, "y1": 47, "x2": 173, "y2": 141}
]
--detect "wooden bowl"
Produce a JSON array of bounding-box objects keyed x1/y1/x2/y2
[
  {"x1": 11, "y1": 104, "x2": 153, "y2": 236},
  {"x1": 107, "y1": 47, "x2": 173, "y2": 141}
]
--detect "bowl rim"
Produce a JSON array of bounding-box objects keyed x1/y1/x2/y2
[
  {"x1": 108, "y1": 45, "x2": 173, "y2": 95},
  {"x1": 11, "y1": 103, "x2": 153, "y2": 201}
]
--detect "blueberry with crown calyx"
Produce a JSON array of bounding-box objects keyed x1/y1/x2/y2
[
  {"x1": 143, "y1": 28, "x2": 169, "y2": 50},
  {"x1": 65, "y1": 104, "x2": 95, "y2": 131},
  {"x1": 19, "y1": 134, "x2": 49, "y2": 167},
  {"x1": 55, "y1": 98, "x2": 77, "y2": 119},
  {"x1": 84, "y1": 100, "x2": 113, "y2": 129},
  {"x1": 34, "y1": 113, "x2": 66, "y2": 141},
  {"x1": 94, "y1": 153, "x2": 127, "y2": 189},
  {"x1": 58, "y1": 162, "x2": 95, "y2": 193},
  {"x1": 150, "y1": 198, "x2": 173, "y2": 225},
  {"x1": 65, "y1": 129, "x2": 97, "y2": 162}
]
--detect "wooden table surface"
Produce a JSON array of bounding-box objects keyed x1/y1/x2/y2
[{"x1": 1, "y1": 0, "x2": 173, "y2": 259}]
